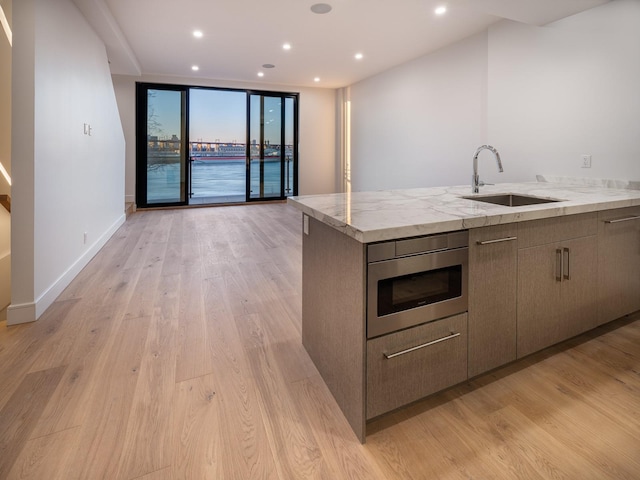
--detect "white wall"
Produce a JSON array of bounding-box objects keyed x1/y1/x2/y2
[
  {"x1": 9, "y1": 0, "x2": 35, "y2": 317},
  {"x1": 344, "y1": 0, "x2": 640, "y2": 191},
  {"x1": 297, "y1": 86, "x2": 336, "y2": 194},
  {"x1": 346, "y1": 32, "x2": 488, "y2": 192},
  {"x1": 112, "y1": 74, "x2": 336, "y2": 202},
  {"x1": 9, "y1": 0, "x2": 125, "y2": 324},
  {"x1": 487, "y1": 0, "x2": 640, "y2": 182},
  {"x1": 0, "y1": 0, "x2": 11, "y2": 319}
]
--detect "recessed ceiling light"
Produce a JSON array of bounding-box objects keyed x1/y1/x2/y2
[
  {"x1": 435, "y1": 6, "x2": 447, "y2": 15},
  {"x1": 258, "y1": 72, "x2": 265, "y2": 77},
  {"x1": 355, "y1": 53, "x2": 364, "y2": 60},
  {"x1": 310, "y1": 3, "x2": 332, "y2": 14},
  {"x1": 283, "y1": 43, "x2": 291, "y2": 50},
  {"x1": 262, "y1": 64, "x2": 275, "y2": 69},
  {"x1": 314, "y1": 77, "x2": 321, "y2": 83},
  {"x1": 191, "y1": 65, "x2": 199, "y2": 71},
  {"x1": 193, "y1": 30, "x2": 203, "y2": 38}
]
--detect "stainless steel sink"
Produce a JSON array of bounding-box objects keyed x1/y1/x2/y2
[{"x1": 462, "y1": 193, "x2": 563, "y2": 207}]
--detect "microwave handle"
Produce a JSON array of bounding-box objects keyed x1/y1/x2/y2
[{"x1": 384, "y1": 332, "x2": 461, "y2": 359}]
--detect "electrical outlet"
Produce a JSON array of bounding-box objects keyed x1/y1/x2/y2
[{"x1": 581, "y1": 154, "x2": 592, "y2": 168}]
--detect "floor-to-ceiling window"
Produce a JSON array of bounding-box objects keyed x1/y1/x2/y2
[
  {"x1": 136, "y1": 83, "x2": 298, "y2": 208},
  {"x1": 189, "y1": 88, "x2": 247, "y2": 204},
  {"x1": 136, "y1": 85, "x2": 188, "y2": 206}
]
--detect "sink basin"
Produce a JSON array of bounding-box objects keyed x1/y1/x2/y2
[{"x1": 462, "y1": 193, "x2": 563, "y2": 207}]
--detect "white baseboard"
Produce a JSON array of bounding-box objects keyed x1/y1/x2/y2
[
  {"x1": 6, "y1": 302, "x2": 36, "y2": 325},
  {"x1": 7, "y1": 213, "x2": 126, "y2": 325}
]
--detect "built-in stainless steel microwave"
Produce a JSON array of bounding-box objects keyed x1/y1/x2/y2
[{"x1": 367, "y1": 231, "x2": 468, "y2": 338}]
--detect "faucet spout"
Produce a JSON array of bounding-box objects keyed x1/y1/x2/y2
[{"x1": 472, "y1": 145, "x2": 503, "y2": 193}]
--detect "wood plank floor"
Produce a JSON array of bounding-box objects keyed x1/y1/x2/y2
[{"x1": 1, "y1": 203, "x2": 639, "y2": 479}]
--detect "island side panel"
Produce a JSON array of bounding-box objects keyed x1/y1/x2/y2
[{"x1": 302, "y1": 216, "x2": 367, "y2": 442}]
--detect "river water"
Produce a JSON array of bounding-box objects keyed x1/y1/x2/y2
[{"x1": 147, "y1": 159, "x2": 293, "y2": 204}]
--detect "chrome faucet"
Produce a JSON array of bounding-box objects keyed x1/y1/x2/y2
[{"x1": 472, "y1": 145, "x2": 503, "y2": 193}]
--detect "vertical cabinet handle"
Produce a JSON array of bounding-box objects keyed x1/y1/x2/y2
[
  {"x1": 563, "y1": 247, "x2": 570, "y2": 280},
  {"x1": 555, "y1": 248, "x2": 563, "y2": 282}
]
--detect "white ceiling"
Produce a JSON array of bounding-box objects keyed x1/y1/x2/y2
[{"x1": 73, "y1": 0, "x2": 611, "y2": 89}]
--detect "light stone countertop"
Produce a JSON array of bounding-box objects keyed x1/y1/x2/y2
[{"x1": 287, "y1": 181, "x2": 640, "y2": 243}]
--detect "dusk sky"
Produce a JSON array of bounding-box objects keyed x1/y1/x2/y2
[
  {"x1": 148, "y1": 88, "x2": 294, "y2": 145},
  {"x1": 190, "y1": 89, "x2": 246, "y2": 142}
]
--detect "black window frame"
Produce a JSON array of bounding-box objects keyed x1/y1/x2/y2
[{"x1": 135, "y1": 82, "x2": 299, "y2": 208}]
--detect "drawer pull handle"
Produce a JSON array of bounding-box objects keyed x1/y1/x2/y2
[
  {"x1": 604, "y1": 215, "x2": 640, "y2": 224},
  {"x1": 476, "y1": 236, "x2": 517, "y2": 245},
  {"x1": 384, "y1": 332, "x2": 461, "y2": 359},
  {"x1": 556, "y1": 248, "x2": 563, "y2": 282}
]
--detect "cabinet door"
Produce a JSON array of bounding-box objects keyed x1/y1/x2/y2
[
  {"x1": 468, "y1": 225, "x2": 517, "y2": 377},
  {"x1": 517, "y1": 243, "x2": 563, "y2": 357},
  {"x1": 560, "y1": 236, "x2": 598, "y2": 336},
  {"x1": 366, "y1": 313, "x2": 467, "y2": 419},
  {"x1": 598, "y1": 207, "x2": 640, "y2": 324},
  {"x1": 517, "y1": 236, "x2": 598, "y2": 358}
]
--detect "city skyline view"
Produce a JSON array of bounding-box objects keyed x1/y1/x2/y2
[{"x1": 148, "y1": 88, "x2": 293, "y2": 145}]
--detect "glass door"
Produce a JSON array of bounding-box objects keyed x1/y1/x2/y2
[
  {"x1": 248, "y1": 93, "x2": 298, "y2": 200},
  {"x1": 249, "y1": 94, "x2": 281, "y2": 200},
  {"x1": 137, "y1": 83, "x2": 298, "y2": 207},
  {"x1": 284, "y1": 97, "x2": 296, "y2": 197},
  {"x1": 136, "y1": 84, "x2": 188, "y2": 207},
  {"x1": 188, "y1": 88, "x2": 247, "y2": 204}
]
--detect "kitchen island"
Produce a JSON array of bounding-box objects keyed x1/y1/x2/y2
[{"x1": 288, "y1": 181, "x2": 640, "y2": 442}]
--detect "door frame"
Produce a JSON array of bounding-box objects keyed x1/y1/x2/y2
[
  {"x1": 135, "y1": 82, "x2": 190, "y2": 208},
  {"x1": 246, "y1": 90, "x2": 299, "y2": 201}
]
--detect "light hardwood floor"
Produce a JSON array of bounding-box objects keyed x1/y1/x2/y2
[{"x1": 1, "y1": 203, "x2": 639, "y2": 479}]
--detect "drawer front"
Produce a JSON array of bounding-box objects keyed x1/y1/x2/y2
[
  {"x1": 366, "y1": 313, "x2": 467, "y2": 419},
  {"x1": 598, "y1": 206, "x2": 640, "y2": 223},
  {"x1": 518, "y1": 212, "x2": 597, "y2": 248}
]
